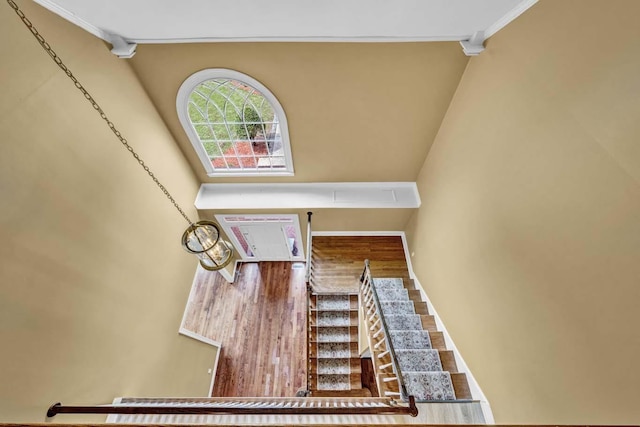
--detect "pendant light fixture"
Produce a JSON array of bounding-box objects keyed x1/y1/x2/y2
[{"x1": 6, "y1": 0, "x2": 233, "y2": 271}]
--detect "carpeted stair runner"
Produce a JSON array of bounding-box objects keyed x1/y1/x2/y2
[
  {"x1": 371, "y1": 278, "x2": 457, "y2": 402},
  {"x1": 311, "y1": 293, "x2": 362, "y2": 393}
]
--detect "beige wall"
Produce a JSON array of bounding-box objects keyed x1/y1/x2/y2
[
  {"x1": 0, "y1": 3, "x2": 216, "y2": 422},
  {"x1": 129, "y1": 42, "x2": 468, "y2": 184},
  {"x1": 405, "y1": 0, "x2": 640, "y2": 424}
]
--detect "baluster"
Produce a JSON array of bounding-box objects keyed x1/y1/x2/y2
[
  {"x1": 374, "y1": 338, "x2": 386, "y2": 350},
  {"x1": 377, "y1": 350, "x2": 390, "y2": 359},
  {"x1": 379, "y1": 362, "x2": 393, "y2": 370},
  {"x1": 373, "y1": 327, "x2": 384, "y2": 338}
]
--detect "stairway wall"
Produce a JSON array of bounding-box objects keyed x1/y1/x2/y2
[
  {"x1": 404, "y1": 0, "x2": 640, "y2": 424},
  {"x1": 0, "y1": 3, "x2": 215, "y2": 422}
]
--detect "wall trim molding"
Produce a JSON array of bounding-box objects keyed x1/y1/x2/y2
[
  {"x1": 178, "y1": 327, "x2": 222, "y2": 348},
  {"x1": 178, "y1": 328, "x2": 222, "y2": 397},
  {"x1": 196, "y1": 182, "x2": 420, "y2": 210},
  {"x1": 33, "y1": 0, "x2": 109, "y2": 41},
  {"x1": 218, "y1": 264, "x2": 234, "y2": 282},
  {"x1": 311, "y1": 230, "x2": 414, "y2": 279},
  {"x1": 178, "y1": 264, "x2": 223, "y2": 396},
  {"x1": 485, "y1": 0, "x2": 538, "y2": 40},
  {"x1": 315, "y1": 230, "x2": 491, "y2": 420},
  {"x1": 410, "y1": 275, "x2": 495, "y2": 423}
]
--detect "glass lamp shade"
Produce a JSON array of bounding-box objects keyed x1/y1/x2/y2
[{"x1": 181, "y1": 220, "x2": 234, "y2": 271}]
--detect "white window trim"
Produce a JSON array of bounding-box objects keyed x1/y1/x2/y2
[{"x1": 176, "y1": 69, "x2": 294, "y2": 177}]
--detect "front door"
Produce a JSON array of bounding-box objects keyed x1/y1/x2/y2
[{"x1": 216, "y1": 215, "x2": 305, "y2": 262}]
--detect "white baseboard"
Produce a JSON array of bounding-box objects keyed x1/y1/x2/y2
[
  {"x1": 178, "y1": 328, "x2": 222, "y2": 397},
  {"x1": 411, "y1": 275, "x2": 494, "y2": 423},
  {"x1": 311, "y1": 230, "x2": 404, "y2": 237},
  {"x1": 311, "y1": 231, "x2": 415, "y2": 280},
  {"x1": 179, "y1": 264, "x2": 223, "y2": 396}
]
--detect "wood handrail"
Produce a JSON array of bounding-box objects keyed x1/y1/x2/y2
[{"x1": 45, "y1": 396, "x2": 417, "y2": 417}]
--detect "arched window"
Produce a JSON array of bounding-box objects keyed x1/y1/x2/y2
[{"x1": 177, "y1": 69, "x2": 293, "y2": 176}]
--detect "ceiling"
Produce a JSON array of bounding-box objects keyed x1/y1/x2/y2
[{"x1": 34, "y1": 0, "x2": 537, "y2": 43}]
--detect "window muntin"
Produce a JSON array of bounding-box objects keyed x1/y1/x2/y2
[{"x1": 177, "y1": 70, "x2": 293, "y2": 176}]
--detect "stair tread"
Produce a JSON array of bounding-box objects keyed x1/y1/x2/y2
[
  {"x1": 317, "y1": 358, "x2": 351, "y2": 374},
  {"x1": 376, "y1": 288, "x2": 409, "y2": 301},
  {"x1": 316, "y1": 294, "x2": 350, "y2": 310},
  {"x1": 396, "y1": 349, "x2": 442, "y2": 372},
  {"x1": 317, "y1": 342, "x2": 352, "y2": 358},
  {"x1": 316, "y1": 373, "x2": 351, "y2": 391},
  {"x1": 389, "y1": 330, "x2": 432, "y2": 349},
  {"x1": 317, "y1": 311, "x2": 350, "y2": 326},
  {"x1": 380, "y1": 301, "x2": 415, "y2": 316},
  {"x1": 313, "y1": 326, "x2": 352, "y2": 343},
  {"x1": 384, "y1": 314, "x2": 423, "y2": 330},
  {"x1": 372, "y1": 278, "x2": 404, "y2": 290},
  {"x1": 402, "y1": 371, "x2": 456, "y2": 401}
]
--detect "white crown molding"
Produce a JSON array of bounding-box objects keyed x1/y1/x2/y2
[
  {"x1": 33, "y1": 0, "x2": 137, "y2": 58},
  {"x1": 484, "y1": 0, "x2": 539, "y2": 40},
  {"x1": 34, "y1": 0, "x2": 108, "y2": 41},
  {"x1": 126, "y1": 35, "x2": 471, "y2": 44},
  {"x1": 33, "y1": 0, "x2": 536, "y2": 58}
]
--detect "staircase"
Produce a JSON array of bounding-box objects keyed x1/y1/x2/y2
[
  {"x1": 308, "y1": 293, "x2": 370, "y2": 397},
  {"x1": 360, "y1": 266, "x2": 472, "y2": 402}
]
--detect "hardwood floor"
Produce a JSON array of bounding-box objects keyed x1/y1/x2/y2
[
  {"x1": 182, "y1": 262, "x2": 307, "y2": 397},
  {"x1": 311, "y1": 236, "x2": 411, "y2": 292},
  {"x1": 181, "y1": 236, "x2": 411, "y2": 397}
]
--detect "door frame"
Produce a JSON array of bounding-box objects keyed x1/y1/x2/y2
[{"x1": 215, "y1": 214, "x2": 305, "y2": 262}]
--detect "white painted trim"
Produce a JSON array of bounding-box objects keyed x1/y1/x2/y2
[
  {"x1": 218, "y1": 265, "x2": 234, "y2": 282},
  {"x1": 197, "y1": 182, "x2": 420, "y2": 210},
  {"x1": 177, "y1": 266, "x2": 223, "y2": 397},
  {"x1": 315, "y1": 231, "x2": 491, "y2": 418},
  {"x1": 326, "y1": 231, "x2": 493, "y2": 421},
  {"x1": 484, "y1": 0, "x2": 538, "y2": 39},
  {"x1": 398, "y1": 233, "x2": 415, "y2": 280},
  {"x1": 176, "y1": 69, "x2": 294, "y2": 177},
  {"x1": 311, "y1": 230, "x2": 414, "y2": 278},
  {"x1": 179, "y1": 327, "x2": 222, "y2": 348},
  {"x1": 105, "y1": 397, "x2": 122, "y2": 423},
  {"x1": 33, "y1": 0, "x2": 110, "y2": 41},
  {"x1": 312, "y1": 231, "x2": 404, "y2": 237},
  {"x1": 177, "y1": 329, "x2": 223, "y2": 397},
  {"x1": 179, "y1": 263, "x2": 201, "y2": 333},
  {"x1": 230, "y1": 260, "x2": 242, "y2": 283},
  {"x1": 125, "y1": 35, "x2": 472, "y2": 44},
  {"x1": 33, "y1": 0, "x2": 139, "y2": 58},
  {"x1": 411, "y1": 275, "x2": 494, "y2": 423}
]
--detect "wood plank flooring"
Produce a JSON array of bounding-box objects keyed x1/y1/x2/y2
[
  {"x1": 182, "y1": 262, "x2": 307, "y2": 397},
  {"x1": 311, "y1": 236, "x2": 411, "y2": 292},
  {"x1": 181, "y1": 236, "x2": 411, "y2": 397}
]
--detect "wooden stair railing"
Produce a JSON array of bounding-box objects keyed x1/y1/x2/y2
[
  {"x1": 359, "y1": 259, "x2": 409, "y2": 401},
  {"x1": 46, "y1": 396, "x2": 417, "y2": 417},
  {"x1": 360, "y1": 260, "x2": 472, "y2": 403}
]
